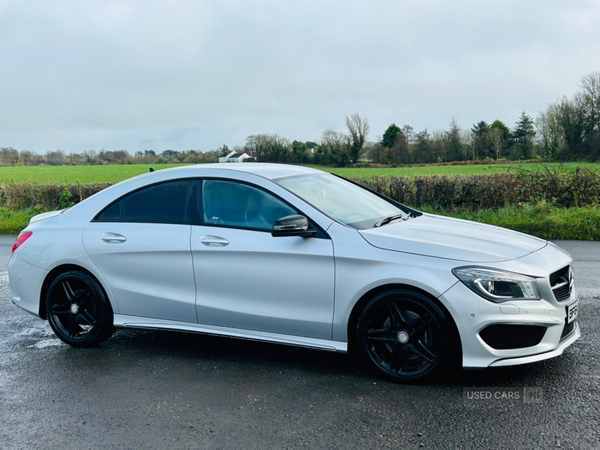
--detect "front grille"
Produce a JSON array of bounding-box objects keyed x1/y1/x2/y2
[
  {"x1": 550, "y1": 266, "x2": 572, "y2": 301},
  {"x1": 561, "y1": 321, "x2": 576, "y2": 339},
  {"x1": 479, "y1": 324, "x2": 547, "y2": 350}
]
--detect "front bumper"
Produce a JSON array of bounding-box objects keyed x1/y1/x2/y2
[{"x1": 441, "y1": 281, "x2": 580, "y2": 368}]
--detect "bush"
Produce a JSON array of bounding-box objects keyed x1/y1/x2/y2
[
  {"x1": 1, "y1": 166, "x2": 599, "y2": 214},
  {"x1": 0, "y1": 182, "x2": 113, "y2": 210},
  {"x1": 351, "y1": 167, "x2": 600, "y2": 211}
]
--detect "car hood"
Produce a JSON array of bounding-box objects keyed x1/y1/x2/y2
[{"x1": 359, "y1": 213, "x2": 547, "y2": 263}]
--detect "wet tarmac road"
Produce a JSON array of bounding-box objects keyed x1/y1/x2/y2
[{"x1": 1, "y1": 236, "x2": 598, "y2": 449}]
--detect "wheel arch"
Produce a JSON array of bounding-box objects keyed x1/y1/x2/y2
[
  {"x1": 346, "y1": 283, "x2": 463, "y2": 363},
  {"x1": 39, "y1": 264, "x2": 113, "y2": 320}
]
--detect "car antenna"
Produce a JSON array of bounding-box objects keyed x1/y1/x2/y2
[{"x1": 149, "y1": 167, "x2": 154, "y2": 172}]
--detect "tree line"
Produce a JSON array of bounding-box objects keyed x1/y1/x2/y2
[
  {"x1": 1, "y1": 71, "x2": 598, "y2": 168},
  {"x1": 0, "y1": 147, "x2": 222, "y2": 166}
]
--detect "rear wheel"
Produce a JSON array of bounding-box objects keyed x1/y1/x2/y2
[
  {"x1": 46, "y1": 271, "x2": 114, "y2": 347},
  {"x1": 357, "y1": 289, "x2": 453, "y2": 382}
]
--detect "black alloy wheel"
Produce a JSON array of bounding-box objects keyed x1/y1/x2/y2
[
  {"x1": 357, "y1": 289, "x2": 454, "y2": 382},
  {"x1": 46, "y1": 271, "x2": 114, "y2": 347}
]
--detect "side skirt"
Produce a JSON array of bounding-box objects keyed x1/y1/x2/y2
[{"x1": 113, "y1": 314, "x2": 348, "y2": 352}]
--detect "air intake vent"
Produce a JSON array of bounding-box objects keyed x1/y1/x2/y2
[
  {"x1": 561, "y1": 321, "x2": 576, "y2": 339},
  {"x1": 550, "y1": 266, "x2": 572, "y2": 302},
  {"x1": 479, "y1": 324, "x2": 547, "y2": 350}
]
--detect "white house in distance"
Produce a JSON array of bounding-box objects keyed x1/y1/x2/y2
[{"x1": 218, "y1": 150, "x2": 252, "y2": 163}]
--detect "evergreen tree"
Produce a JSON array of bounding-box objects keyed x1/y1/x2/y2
[
  {"x1": 511, "y1": 112, "x2": 536, "y2": 159},
  {"x1": 382, "y1": 123, "x2": 402, "y2": 148}
]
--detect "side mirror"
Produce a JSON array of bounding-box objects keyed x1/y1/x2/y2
[{"x1": 271, "y1": 215, "x2": 317, "y2": 237}]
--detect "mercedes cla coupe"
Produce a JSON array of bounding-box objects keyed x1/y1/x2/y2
[{"x1": 9, "y1": 163, "x2": 580, "y2": 382}]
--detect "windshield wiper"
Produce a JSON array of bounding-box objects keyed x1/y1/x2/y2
[{"x1": 373, "y1": 213, "x2": 407, "y2": 228}]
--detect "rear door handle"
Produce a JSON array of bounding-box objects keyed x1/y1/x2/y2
[
  {"x1": 200, "y1": 235, "x2": 229, "y2": 247},
  {"x1": 102, "y1": 233, "x2": 126, "y2": 243}
]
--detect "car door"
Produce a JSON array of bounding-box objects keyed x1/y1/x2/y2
[
  {"x1": 83, "y1": 179, "x2": 197, "y2": 323},
  {"x1": 191, "y1": 178, "x2": 335, "y2": 340}
]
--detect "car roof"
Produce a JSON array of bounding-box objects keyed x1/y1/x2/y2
[{"x1": 167, "y1": 163, "x2": 323, "y2": 180}]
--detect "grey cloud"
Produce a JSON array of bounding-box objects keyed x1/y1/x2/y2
[{"x1": 1, "y1": 0, "x2": 599, "y2": 153}]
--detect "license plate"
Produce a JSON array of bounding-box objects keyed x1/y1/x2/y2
[{"x1": 567, "y1": 300, "x2": 579, "y2": 323}]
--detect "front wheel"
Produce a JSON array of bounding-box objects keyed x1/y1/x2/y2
[
  {"x1": 357, "y1": 289, "x2": 454, "y2": 382},
  {"x1": 46, "y1": 271, "x2": 115, "y2": 347}
]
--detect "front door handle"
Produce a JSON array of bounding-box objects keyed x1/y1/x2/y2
[
  {"x1": 200, "y1": 235, "x2": 229, "y2": 247},
  {"x1": 102, "y1": 232, "x2": 126, "y2": 243}
]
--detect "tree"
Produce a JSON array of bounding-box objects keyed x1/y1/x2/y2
[
  {"x1": 368, "y1": 142, "x2": 388, "y2": 164},
  {"x1": 344, "y1": 113, "x2": 369, "y2": 163},
  {"x1": 535, "y1": 104, "x2": 564, "y2": 159},
  {"x1": 471, "y1": 121, "x2": 490, "y2": 160},
  {"x1": 319, "y1": 129, "x2": 351, "y2": 166},
  {"x1": 389, "y1": 131, "x2": 410, "y2": 164},
  {"x1": 577, "y1": 71, "x2": 600, "y2": 159},
  {"x1": 510, "y1": 112, "x2": 535, "y2": 159},
  {"x1": 162, "y1": 150, "x2": 180, "y2": 161},
  {"x1": 414, "y1": 129, "x2": 432, "y2": 163},
  {"x1": 578, "y1": 71, "x2": 600, "y2": 137},
  {"x1": 381, "y1": 123, "x2": 402, "y2": 148},
  {"x1": 291, "y1": 140, "x2": 309, "y2": 163},
  {"x1": 82, "y1": 149, "x2": 99, "y2": 165},
  {"x1": 489, "y1": 120, "x2": 510, "y2": 160},
  {"x1": 45, "y1": 149, "x2": 65, "y2": 165},
  {"x1": 0, "y1": 147, "x2": 19, "y2": 166},
  {"x1": 401, "y1": 125, "x2": 415, "y2": 144},
  {"x1": 246, "y1": 134, "x2": 290, "y2": 163},
  {"x1": 445, "y1": 118, "x2": 464, "y2": 162}
]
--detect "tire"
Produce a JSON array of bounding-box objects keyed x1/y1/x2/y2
[
  {"x1": 46, "y1": 271, "x2": 115, "y2": 347},
  {"x1": 357, "y1": 289, "x2": 454, "y2": 382}
]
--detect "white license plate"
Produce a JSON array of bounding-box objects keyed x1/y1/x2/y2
[{"x1": 567, "y1": 300, "x2": 579, "y2": 323}]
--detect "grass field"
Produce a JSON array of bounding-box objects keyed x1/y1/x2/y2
[
  {"x1": 1, "y1": 162, "x2": 599, "y2": 184},
  {"x1": 0, "y1": 163, "x2": 187, "y2": 184},
  {"x1": 307, "y1": 162, "x2": 600, "y2": 178}
]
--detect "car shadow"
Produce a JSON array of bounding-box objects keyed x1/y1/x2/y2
[{"x1": 61, "y1": 327, "x2": 580, "y2": 388}]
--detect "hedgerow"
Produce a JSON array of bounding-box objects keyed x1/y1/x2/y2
[
  {"x1": 351, "y1": 167, "x2": 600, "y2": 211},
  {"x1": 0, "y1": 167, "x2": 598, "y2": 212}
]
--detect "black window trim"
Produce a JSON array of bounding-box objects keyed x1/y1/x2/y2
[
  {"x1": 195, "y1": 177, "x2": 330, "y2": 239},
  {"x1": 92, "y1": 176, "x2": 331, "y2": 239},
  {"x1": 93, "y1": 178, "x2": 195, "y2": 225}
]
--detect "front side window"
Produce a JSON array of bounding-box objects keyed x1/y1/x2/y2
[
  {"x1": 202, "y1": 180, "x2": 297, "y2": 231},
  {"x1": 95, "y1": 180, "x2": 190, "y2": 224}
]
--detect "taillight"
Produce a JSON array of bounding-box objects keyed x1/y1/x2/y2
[{"x1": 12, "y1": 231, "x2": 32, "y2": 253}]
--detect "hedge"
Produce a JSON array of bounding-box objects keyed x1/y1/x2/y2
[{"x1": 0, "y1": 167, "x2": 598, "y2": 212}]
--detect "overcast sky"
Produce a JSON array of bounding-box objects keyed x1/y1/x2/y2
[{"x1": 1, "y1": 0, "x2": 599, "y2": 154}]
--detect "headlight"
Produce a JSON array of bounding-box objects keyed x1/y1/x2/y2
[{"x1": 452, "y1": 266, "x2": 541, "y2": 303}]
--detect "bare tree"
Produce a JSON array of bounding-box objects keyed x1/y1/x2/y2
[
  {"x1": 488, "y1": 127, "x2": 504, "y2": 160},
  {"x1": 578, "y1": 71, "x2": 600, "y2": 139},
  {"x1": 246, "y1": 133, "x2": 290, "y2": 162},
  {"x1": 535, "y1": 102, "x2": 564, "y2": 158},
  {"x1": 344, "y1": 113, "x2": 369, "y2": 163}
]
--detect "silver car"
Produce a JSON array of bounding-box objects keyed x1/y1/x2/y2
[{"x1": 8, "y1": 163, "x2": 580, "y2": 381}]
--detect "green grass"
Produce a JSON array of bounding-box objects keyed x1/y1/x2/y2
[
  {"x1": 0, "y1": 207, "x2": 46, "y2": 234},
  {"x1": 420, "y1": 203, "x2": 600, "y2": 240},
  {"x1": 1, "y1": 162, "x2": 600, "y2": 184},
  {"x1": 0, "y1": 164, "x2": 188, "y2": 184},
  {"x1": 307, "y1": 162, "x2": 600, "y2": 178}
]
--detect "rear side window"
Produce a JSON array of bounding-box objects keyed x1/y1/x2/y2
[{"x1": 95, "y1": 180, "x2": 191, "y2": 224}]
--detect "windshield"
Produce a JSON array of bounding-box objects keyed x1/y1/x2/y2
[{"x1": 275, "y1": 173, "x2": 408, "y2": 229}]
